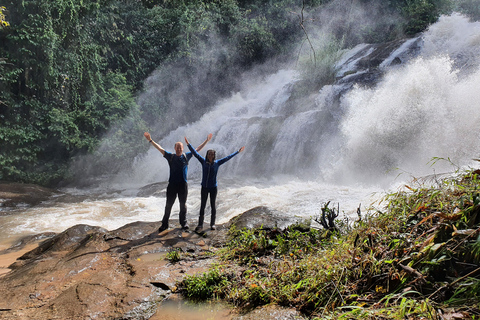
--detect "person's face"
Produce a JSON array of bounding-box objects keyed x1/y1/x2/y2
[
  {"x1": 207, "y1": 150, "x2": 215, "y2": 162},
  {"x1": 174, "y1": 142, "x2": 184, "y2": 156}
]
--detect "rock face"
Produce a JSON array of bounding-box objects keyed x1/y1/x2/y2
[
  {"x1": 0, "y1": 206, "x2": 306, "y2": 320},
  {"x1": 228, "y1": 206, "x2": 309, "y2": 230},
  {"x1": 0, "y1": 182, "x2": 59, "y2": 209}
]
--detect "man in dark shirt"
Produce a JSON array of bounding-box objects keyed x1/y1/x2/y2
[{"x1": 144, "y1": 132, "x2": 212, "y2": 232}]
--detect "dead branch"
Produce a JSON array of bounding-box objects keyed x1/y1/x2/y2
[
  {"x1": 315, "y1": 201, "x2": 339, "y2": 232},
  {"x1": 293, "y1": 0, "x2": 316, "y2": 67},
  {"x1": 398, "y1": 263, "x2": 424, "y2": 279}
]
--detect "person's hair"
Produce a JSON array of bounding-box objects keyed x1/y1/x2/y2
[{"x1": 206, "y1": 149, "x2": 216, "y2": 163}]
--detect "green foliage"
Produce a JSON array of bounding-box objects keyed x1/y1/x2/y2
[
  {"x1": 232, "y1": 15, "x2": 278, "y2": 66},
  {"x1": 0, "y1": 0, "x2": 148, "y2": 185},
  {"x1": 166, "y1": 248, "x2": 182, "y2": 263},
  {"x1": 447, "y1": 277, "x2": 480, "y2": 307},
  {"x1": 387, "y1": 0, "x2": 453, "y2": 35},
  {"x1": 402, "y1": 0, "x2": 438, "y2": 35},
  {"x1": 181, "y1": 223, "x2": 352, "y2": 311},
  {"x1": 223, "y1": 223, "x2": 322, "y2": 264},
  {"x1": 178, "y1": 169, "x2": 480, "y2": 317},
  {"x1": 181, "y1": 268, "x2": 229, "y2": 301}
]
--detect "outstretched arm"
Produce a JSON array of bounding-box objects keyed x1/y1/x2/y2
[
  {"x1": 217, "y1": 146, "x2": 246, "y2": 166},
  {"x1": 144, "y1": 132, "x2": 165, "y2": 156},
  {"x1": 195, "y1": 133, "x2": 213, "y2": 152},
  {"x1": 185, "y1": 136, "x2": 205, "y2": 162}
]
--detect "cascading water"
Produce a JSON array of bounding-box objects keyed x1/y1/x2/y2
[
  {"x1": 132, "y1": 14, "x2": 480, "y2": 187},
  {"x1": 337, "y1": 14, "x2": 480, "y2": 184},
  {"x1": 1, "y1": 14, "x2": 480, "y2": 249}
]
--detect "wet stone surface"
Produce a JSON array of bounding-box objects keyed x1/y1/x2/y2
[
  {"x1": 0, "y1": 182, "x2": 60, "y2": 210},
  {"x1": 0, "y1": 205, "x2": 305, "y2": 319}
]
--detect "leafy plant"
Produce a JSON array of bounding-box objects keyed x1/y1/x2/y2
[
  {"x1": 180, "y1": 268, "x2": 229, "y2": 301},
  {"x1": 166, "y1": 248, "x2": 182, "y2": 263}
]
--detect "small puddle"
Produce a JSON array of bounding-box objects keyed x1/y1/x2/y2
[
  {"x1": 134, "y1": 250, "x2": 235, "y2": 319},
  {"x1": 138, "y1": 252, "x2": 168, "y2": 262},
  {"x1": 151, "y1": 295, "x2": 235, "y2": 320}
]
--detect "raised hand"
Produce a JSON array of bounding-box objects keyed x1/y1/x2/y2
[
  {"x1": 239, "y1": 146, "x2": 245, "y2": 153},
  {"x1": 196, "y1": 133, "x2": 213, "y2": 152},
  {"x1": 144, "y1": 132, "x2": 151, "y2": 141}
]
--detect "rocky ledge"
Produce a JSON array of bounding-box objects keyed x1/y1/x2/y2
[
  {"x1": 0, "y1": 206, "x2": 307, "y2": 320},
  {"x1": 0, "y1": 182, "x2": 59, "y2": 209}
]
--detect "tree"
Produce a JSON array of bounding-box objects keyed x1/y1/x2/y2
[{"x1": 0, "y1": 0, "x2": 145, "y2": 186}]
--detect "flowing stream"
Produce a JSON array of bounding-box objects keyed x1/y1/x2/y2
[{"x1": 1, "y1": 14, "x2": 480, "y2": 250}]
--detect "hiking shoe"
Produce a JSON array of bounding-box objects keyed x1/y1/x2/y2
[
  {"x1": 195, "y1": 226, "x2": 203, "y2": 232},
  {"x1": 210, "y1": 225, "x2": 216, "y2": 230},
  {"x1": 182, "y1": 225, "x2": 189, "y2": 230},
  {"x1": 158, "y1": 225, "x2": 168, "y2": 233}
]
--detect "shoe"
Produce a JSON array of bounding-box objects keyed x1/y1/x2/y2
[
  {"x1": 158, "y1": 225, "x2": 168, "y2": 232},
  {"x1": 210, "y1": 225, "x2": 216, "y2": 230},
  {"x1": 182, "y1": 225, "x2": 189, "y2": 230},
  {"x1": 195, "y1": 226, "x2": 202, "y2": 232}
]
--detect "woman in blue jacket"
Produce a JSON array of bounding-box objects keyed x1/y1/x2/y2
[{"x1": 185, "y1": 136, "x2": 245, "y2": 231}]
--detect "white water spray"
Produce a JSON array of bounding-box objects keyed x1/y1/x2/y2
[
  {"x1": 129, "y1": 14, "x2": 480, "y2": 188},
  {"x1": 1, "y1": 14, "x2": 480, "y2": 247},
  {"x1": 337, "y1": 14, "x2": 480, "y2": 184}
]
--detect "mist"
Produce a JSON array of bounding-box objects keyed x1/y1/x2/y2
[
  {"x1": 4, "y1": 5, "x2": 480, "y2": 250},
  {"x1": 336, "y1": 14, "x2": 480, "y2": 184},
  {"x1": 71, "y1": 2, "x2": 480, "y2": 191}
]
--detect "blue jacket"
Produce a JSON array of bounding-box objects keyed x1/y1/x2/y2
[{"x1": 187, "y1": 144, "x2": 239, "y2": 188}]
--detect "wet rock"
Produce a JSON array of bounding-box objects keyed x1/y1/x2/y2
[
  {"x1": 18, "y1": 224, "x2": 108, "y2": 260},
  {"x1": 336, "y1": 37, "x2": 423, "y2": 88},
  {"x1": 106, "y1": 221, "x2": 160, "y2": 241},
  {"x1": 151, "y1": 281, "x2": 171, "y2": 290},
  {"x1": 0, "y1": 232, "x2": 56, "y2": 255},
  {"x1": 0, "y1": 207, "x2": 307, "y2": 319},
  {"x1": 136, "y1": 182, "x2": 168, "y2": 197},
  {"x1": 228, "y1": 206, "x2": 309, "y2": 230},
  {"x1": 0, "y1": 182, "x2": 60, "y2": 210}
]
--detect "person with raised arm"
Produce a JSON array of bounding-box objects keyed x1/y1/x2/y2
[
  {"x1": 184, "y1": 136, "x2": 245, "y2": 232},
  {"x1": 144, "y1": 132, "x2": 212, "y2": 232}
]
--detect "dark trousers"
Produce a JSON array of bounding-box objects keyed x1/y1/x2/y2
[
  {"x1": 162, "y1": 183, "x2": 188, "y2": 228},
  {"x1": 198, "y1": 186, "x2": 218, "y2": 227}
]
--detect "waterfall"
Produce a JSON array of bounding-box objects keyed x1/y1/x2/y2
[
  {"x1": 337, "y1": 14, "x2": 480, "y2": 184},
  {"x1": 129, "y1": 14, "x2": 480, "y2": 188},
  {"x1": 3, "y1": 15, "x2": 479, "y2": 245}
]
